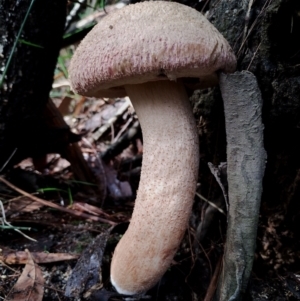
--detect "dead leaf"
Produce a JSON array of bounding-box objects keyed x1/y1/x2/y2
[
  {"x1": 103, "y1": 163, "x2": 132, "y2": 198},
  {"x1": 73, "y1": 96, "x2": 86, "y2": 116},
  {"x1": 85, "y1": 112, "x2": 103, "y2": 132},
  {"x1": 15, "y1": 158, "x2": 34, "y2": 169},
  {"x1": 85, "y1": 98, "x2": 128, "y2": 132},
  {"x1": 0, "y1": 248, "x2": 79, "y2": 265},
  {"x1": 8, "y1": 197, "x2": 43, "y2": 213},
  {"x1": 69, "y1": 202, "x2": 111, "y2": 218},
  {"x1": 58, "y1": 96, "x2": 73, "y2": 116},
  {"x1": 52, "y1": 78, "x2": 70, "y2": 89},
  {"x1": 5, "y1": 249, "x2": 44, "y2": 301},
  {"x1": 65, "y1": 229, "x2": 111, "y2": 298}
]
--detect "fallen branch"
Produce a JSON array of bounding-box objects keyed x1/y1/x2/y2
[{"x1": 215, "y1": 71, "x2": 266, "y2": 300}]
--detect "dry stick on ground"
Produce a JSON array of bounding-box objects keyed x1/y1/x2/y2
[
  {"x1": 0, "y1": 176, "x2": 116, "y2": 225},
  {"x1": 101, "y1": 120, "x2": 141, "y2": 162},
  {"x1": 215, "y1": 71, "x2": 266, "y2": 300},
  {"x1": 92, "y1": 97, "x2": 131, "y2": 141},
  {"x1": 204, "y1": 256, "x2": 223, "y2": 301}
]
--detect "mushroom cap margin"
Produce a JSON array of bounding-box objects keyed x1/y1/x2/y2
[{"x1": 69, "y1": 1, "x2": 237, "y2": 97}]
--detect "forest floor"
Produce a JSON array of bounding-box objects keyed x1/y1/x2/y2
[{"x1": 1, "y1": 80, "x2": 300, "y2": 301}]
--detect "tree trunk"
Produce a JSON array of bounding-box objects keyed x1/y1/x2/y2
[{"x1": 0, "y1": 0, "x2": 67, "y2": 169}]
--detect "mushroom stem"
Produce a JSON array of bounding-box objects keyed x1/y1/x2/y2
[{"x1": 110, "y1": 80, "x2": 199, "y2": 295}]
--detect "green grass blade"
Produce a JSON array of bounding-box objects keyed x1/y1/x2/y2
[
  {"x1": 18, "y1": 39, "x2": 44, "y2": 48},
  {"x1": 38, "y1": 187, "x2": 68, "y2": 193}
]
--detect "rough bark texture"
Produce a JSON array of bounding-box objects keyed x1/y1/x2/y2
[
  {"x1": 215, "y1": 71, "x2": 266, "y2": 300},
  {"x1": 0, "y1": 0, "x2": 67, "y2": 169},
  {"x1": 193, "y1": 0, "x2": 300, "y2": 299}
]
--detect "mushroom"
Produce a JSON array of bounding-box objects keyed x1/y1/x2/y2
[{"x1": 68, "y1": 1, "x2": 236, "y2": 296}]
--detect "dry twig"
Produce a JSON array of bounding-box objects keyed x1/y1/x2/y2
[{"x1": 0, "y1": 176, "x2": 116, "y2": 225}]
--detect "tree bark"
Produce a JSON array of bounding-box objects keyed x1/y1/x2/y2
[{"x1": 0, "y1": 0, "x2": 67, "y2": 169}]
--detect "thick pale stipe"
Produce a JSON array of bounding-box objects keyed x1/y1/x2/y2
[{"x1": 110, "y1": 81, "x2": 199, "y2": 295}]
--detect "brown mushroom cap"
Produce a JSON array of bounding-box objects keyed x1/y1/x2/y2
[{"x1": 69, "y1": 1, "x2": 236, "y2": 98}]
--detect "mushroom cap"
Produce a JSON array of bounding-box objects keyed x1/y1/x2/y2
[{"x1": 69, "y1": 1, "x2": 236, "y2": 97}]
